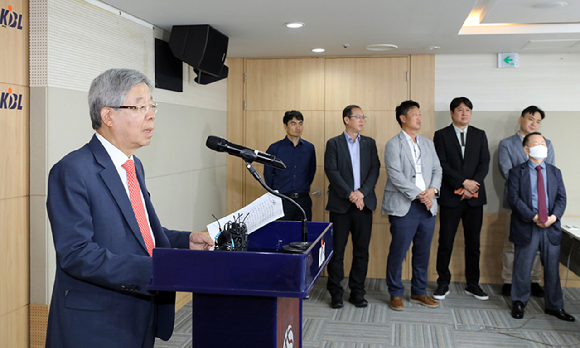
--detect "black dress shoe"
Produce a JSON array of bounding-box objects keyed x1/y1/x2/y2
[
  {"x1": 330, "y1": 295, "x2": 343, "y2": 309},
  {"x1": 502, "y1": 283, "x2": 512, "y2": 296},
  {"x1": 512, "y1": 301, "x2": 524, "y2": 319},
  {"x1": 348, "y1": 295, "x2": 368, "y2": 308},
  {"x1": 531, "y1": 283, "x2": 545, "y2": 298},
  {"x1": 545, "y1": 308, "x2": 575, "y2": 322}
]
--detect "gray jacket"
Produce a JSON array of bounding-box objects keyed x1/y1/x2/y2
[
  {"x1": 382, "y1": 131, "x2": 442, "y2": 217},
  {"x1": 498, "y1": 133, "x2": 555, "y2": 209}
]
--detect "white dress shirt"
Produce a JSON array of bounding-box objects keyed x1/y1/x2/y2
[{"x1": 401, "y1": 130, "x2": 426, "y2": 191}]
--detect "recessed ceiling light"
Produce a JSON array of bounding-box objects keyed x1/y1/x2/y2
[
  {"x1": 424, "y1": 46, "x2": 441, "y2": 50},
  {"x1": 532, "y1": 1, "x2": 567, "y2": 9},
  {"x1": 312, "y1": 48, "x2": 325, "y2": 53},
  {"x1": 285, "y1": 22, "x2": 304, "y2": 29},
  {"x1": 365, "y1": 44, "x2": 398, "y2": 51}
]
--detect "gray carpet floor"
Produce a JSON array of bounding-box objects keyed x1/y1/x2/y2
[{"x1": 155, "y1": 277, "x2": 580, "y2": 348}]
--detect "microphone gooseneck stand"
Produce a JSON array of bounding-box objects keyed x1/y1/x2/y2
[{"x1": 240, "y1": 149, "x2": 311, "y2": 253}]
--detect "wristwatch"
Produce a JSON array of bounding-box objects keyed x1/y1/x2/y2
[{"x1": 433, "y1": 188, "x2": 438, "y2": 195}]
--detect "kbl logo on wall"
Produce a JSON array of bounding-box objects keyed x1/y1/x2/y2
[
  {"x1": 1, "y1": 88, "x2": 23, "y2": 110},
  {"x1": 1, "y1": 5, "x2": 23, "y2": 30}
]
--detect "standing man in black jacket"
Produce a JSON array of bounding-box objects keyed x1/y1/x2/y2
[
  {"x1": 433, "y1": 97, "x2": 490, "y2": 301},
  {"x1": 324, "y1": 105, "x2": 380, "y2": 309}
]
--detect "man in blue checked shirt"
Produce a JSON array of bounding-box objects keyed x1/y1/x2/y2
[{"x1": 264, "y1": 110, "x2": 316, "y2": 221}]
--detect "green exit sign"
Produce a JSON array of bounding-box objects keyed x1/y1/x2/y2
[{"x1": 498, "y1": 53, "x2": 519, "y2": 68}]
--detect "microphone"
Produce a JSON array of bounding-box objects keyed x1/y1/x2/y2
[{"x1": 206, "y1": 136, "x2": 286, "y2": 170}]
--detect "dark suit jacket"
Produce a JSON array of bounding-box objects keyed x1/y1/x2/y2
[
  {"x1": 46, "y1": 135, "x2": 190, "y2": 348},
  {"x1": 508, "y1": 161, "x2": 566, "y2": 246},
  {"x1": 434, "y1": 124, "x2": 490, "y2": 208},
  {"x1": 324, "y1": 133, "x2": 380, "y2": 214}
]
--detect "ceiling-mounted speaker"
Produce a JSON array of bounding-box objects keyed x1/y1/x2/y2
[{"x1": 169, "y1": 24, "x2": 228, "y2": 77}]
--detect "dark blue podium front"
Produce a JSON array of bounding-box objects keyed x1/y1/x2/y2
[{"x1": 149, "y1": 221, "x2": 333, "y2": 348}]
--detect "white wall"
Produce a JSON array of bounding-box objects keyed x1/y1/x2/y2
[
  {"x1": 435, "y1": 54, "x2": 580, "y2": 215},
  {"x1": 29, "y1": 0, "x2": 227, "y2": 304}
]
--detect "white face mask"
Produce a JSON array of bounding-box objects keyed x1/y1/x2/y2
[{"x1": 527, "y1": 144, "x2": 548, "y2": 161}]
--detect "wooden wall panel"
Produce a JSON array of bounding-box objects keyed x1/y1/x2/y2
[
  {"x1": 0, "y1": 0, "x2": 28, "y2": 85},
  {"x1": 0, "y1": 305, "x2": 29, "y2": 348},
  {"x1": 0, "y1": 197, "x2": 29, "y2": 315},
  {"x1": 324, "y1": 57, "x2": 408, "y2": 111},
  {"x1": 410, "y1": 55, "x2": 435, "y2": 138},
  {"x1": 246, "y1": 58, "x2": 324, "y2": 111},
  {"x1": 0, "y1": 84, "x2": 29, "y2": 199}
]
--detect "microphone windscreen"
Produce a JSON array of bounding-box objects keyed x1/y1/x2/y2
[{"x1": 206, "y1": 136, "x2": 225, "y2": 151}]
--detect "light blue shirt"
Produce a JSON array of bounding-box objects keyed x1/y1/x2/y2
[
  {"x1": 527, "y1": 160, "x2": 549, "y2": 214},
  {"x1": 344, "y1": 131, "x2": 361, "y2": 191},
  {"x1": 453, "y1": 124, "x2": 468, "y2": 158}
]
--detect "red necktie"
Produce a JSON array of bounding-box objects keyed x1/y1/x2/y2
[
  {"x1": 536, "y1": 165, "x2": 548, "y2": 224},
  {"x1": 122, "y1": 159, "x2": 154, "y2": 256}
]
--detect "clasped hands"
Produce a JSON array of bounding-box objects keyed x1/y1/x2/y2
[
  {"x1": 533, "y1": 214, "x2": 557, "y2": 228},
  {"x1": 418, "y1": 188, "x2": 435, "y2": 210},
  {"x1": 349, "y1": 190, "x2": 365, "y2": 210},
  {"x1": 458, "y1": 179, "x2": 480, "y2": 201}
]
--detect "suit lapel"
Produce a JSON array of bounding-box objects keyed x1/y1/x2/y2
[
  {"x1": 546, "y1": 164, "x2": 557, "y2": 212},
  {"x1": 399, "y1": 132, "x2": 415, "y2": 167},
  {"x1": 88, "y1": 136, "x2": 149, "y2": 254},
  {"x1": 338, "y1": 134, "x2": 354, "y2": 176},
  {"x1": 512, "y1": 134, "x2": 528, "y2": 164},
  {"x1": 359, "y1": 135, "x2": 367, "y2": 176},
  {"x1": 447, "y1": 125, "x2": 463, "y2": 160},
  {"x1": 521, "y1": 163, "x2": 533, "y2": 208}
]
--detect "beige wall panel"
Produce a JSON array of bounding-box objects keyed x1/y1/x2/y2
[
  {"x1": 30, "y1": 304, "x2": 48, "y2": 348},
  {"x1": 0, "y1": 197, "x2": 29, "y2": 315},
  {"x1": 0, "y1": 0, "x2": 28, "y2": 86},
  {"x1": 227, "y1": 58, "x2": 245, "y2": 214},
  {"x1": 0, "y1": 305, "x2": 29, "y2": 348},
  {"x1": 373, "y1": 173, "x2": 389, "y2": 225},
  {"x1": 410, "y1": 55, "x2": 435, "y2": 139},
  {"x1": 246, "y1": 58, "x2": 324, "y2": 111},
  {"x1": 324, "y1": 57, "x2": 409, "y2": 111},
  {"x1": 0, "y1": 84, "x2": 29, "y2": 199}
]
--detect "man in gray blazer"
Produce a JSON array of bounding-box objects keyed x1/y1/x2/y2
[
  {"x1": 498, "y1": 106, "x2": 555, "y2": 297},
  {"x1": 325, "y1": 105, "x2": 380, "y2": 309},
  {"x1": 383, "y1": 100, "x2": 442, "y2": 311}
]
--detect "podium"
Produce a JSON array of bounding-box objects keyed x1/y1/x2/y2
[{"x1": 149, "y1": 221, "x2": 333, "y2": 348}]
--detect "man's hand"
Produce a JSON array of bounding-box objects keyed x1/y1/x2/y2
[
  {"x1": 533, "y1": 214, "x2": 539, "y2": 223},
  {"x1": 418, "y1": 188, "x2": 435, "y2": 204},
  {"x1": 460, "y1": 189, "x2": 474, "y2": 201},
  {"x1": 463, "y1": 179, "x2": 480, "y2": 193},
  {"x1": 425, "y1": 200, "x2": 433, "y2": 211},
  {"x1": 350, "y1": 190, "x2": 365, "y2": 210},
  {"x1": 189, "y1": 232, "x2": 215, "y2": 250},
  {"x1": 537, "y1": 215, "x2": 557, "y2": 228}
]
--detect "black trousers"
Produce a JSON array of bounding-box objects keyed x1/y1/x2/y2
[
  {"x1": 280, "y1": 195, "x2": 312, "y2": 221},
  {"x1": 436, "y1": 202, "x2": 483, "y2": 286},
  {"x1": 326, "y1": 204, "x2": 373, "y2": 298}
]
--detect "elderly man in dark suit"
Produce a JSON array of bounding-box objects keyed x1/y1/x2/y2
[
  {"x1": 433, "y1": 97, "x2": 490, "y2": 301},
  {"x1": 46, "y1": 68, "x2": 214, "y2": 348},
  {"x1": 498, "y1": 106, "x2": 555, "y2": 297},
  {"x1": 508, "y1": 132, "x2": 573, "y2": 322},
  {"x1": 324, "y1": 104, "x2": 380, "y2": 309}
]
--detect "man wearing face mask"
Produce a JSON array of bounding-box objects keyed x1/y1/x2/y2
[
  {"x1": 498, "y1": 106, "x2": 555, "y2": 298},
  {"x1": 508, "y1": 132, "x2": 573, "y2": 322}
]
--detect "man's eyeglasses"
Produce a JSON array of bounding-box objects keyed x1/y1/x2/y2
[
  {"x1": 111, "y1": 103, "x2": 158, "y2": 115},
  {"x1": 349, "y1": 115, "x2": 367, "y2": 120}
]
